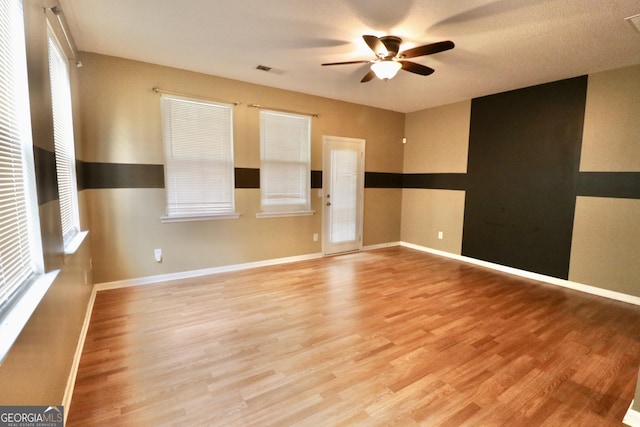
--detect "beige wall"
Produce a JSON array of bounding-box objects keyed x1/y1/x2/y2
[
  {"x1": 580, "y1": 65, "x2": 640, "y2": 172},
  {"x1": 85, "y1": 188, "x2": 323, "y2": 280},
  {"x1": 364, "y1": 189, "x2": 402, "y2": 246},
  {"x1": 635, "y1": 374, "x2": 640, "y2": 412},
  {"x1": 401, "y1": 189, "x2": 465, "y2": 254},
  {"x1": 0, "y1": 230, "x2": 92, "y2": 404},
  {"x1": 0, "y1": 0, "x2": 93, "y2": 407},
  {"x1": 569, "y1": 197, "x2": 640, "y2": 296},
  {"x1": 78, "y1": 54, "x2": 405, "y2": 171},
  {"x1": 567, "y1": 65, "x2": 640, "y2": 297},
  {"x1": 403, "y1": 100, "x2": 470, "y2": 173},
  {"x1": 78, "y1": 53, "x2": 405, "y2": 283},
  {"x1": 401, "y1": 100, "x2": 470, "y2": 254}
]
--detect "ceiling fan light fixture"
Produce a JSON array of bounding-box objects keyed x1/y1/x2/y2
[
  {"x1": 322, "y1": 34, "x2": 453, "y2": 83},
  {"x1": 371, "y1": 60, "x2": 402, "y2": 80}
]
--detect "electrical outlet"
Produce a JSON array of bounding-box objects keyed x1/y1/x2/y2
[
  {"x1": 154, "y1": 248, "x2": 162, "y2": 262},
  {"x1": 438, "y1": 231, "x2": 443, "y2": 240},
  {"x1": 313, "y1": 233, "x2": 318, "y2": 242}
]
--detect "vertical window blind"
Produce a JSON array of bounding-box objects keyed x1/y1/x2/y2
[
  {"x1": 259, "y1": 110, "x2": 311, "y2": 213},
  {"x1": 48, "y1": 31, "x2": 80, "y2": 246},
  {"x1": 161, "y1": 95, "x2": 236, "y2": 218},
  {"x1": 0, "y1": 0, "x2": 42, "y2": 308}
]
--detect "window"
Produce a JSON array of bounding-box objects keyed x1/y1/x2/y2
[
  {"x1": 160, "y1": 95, "x2": 238, "y2": 222},
  {"x1": 48, "y1": 30, "x2": 81, "y2": 249},
  {"x1": 258, "y1": 110, "x2": 312, "y2": 216},
  {"x1": 0, "y1": 0, "x2": 52, "y2": 360}
]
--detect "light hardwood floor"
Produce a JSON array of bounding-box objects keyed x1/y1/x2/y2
[{"x1": 68, "y1": 247, "x2": 640, "y2": 426}]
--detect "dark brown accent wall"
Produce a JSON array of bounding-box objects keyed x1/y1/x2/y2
[
  {"x1": 75, "y1": 166, "x2": 440, "y2": 190},
  {"x1": 462, "y1": 76, "x2": 589, "y2": 279},
  {"x1": 78, "y1": 162, "x2": 164, "y2": 189},
  {"x1": 75, "y1": 163, "x2": 640, "y2": 197},
  {"x1": 402, "y1": 173, "x2": 467, "y2": 190},
  {"x1": 233, "y1": 169, "x2": 323, "y2": 189},
  {"x1": 76, "y1": 163, "x2": 325, "y2": 190},
  {"x1": 311, "y1": 170, "x2": 322, "y2": 189},
  {"x1": 577, "y1": 172, "x2": 640, "y2": 199},
  {"x1": 365, "y1": 172, "x2": 403, "y2": 188},
  {"x1": 234, "y1": 168, "x2": 260, "y2": 188}
]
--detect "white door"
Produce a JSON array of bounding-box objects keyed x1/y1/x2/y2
[{"x1": 322, "y1": 136, "x2": 365, "y2": 255}]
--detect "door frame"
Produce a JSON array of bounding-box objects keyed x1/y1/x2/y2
[{"x1": 322, "y1": 135, "x2": 365, "y2": 255}]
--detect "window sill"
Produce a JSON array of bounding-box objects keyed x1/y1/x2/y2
[
  {"x1": 64, "y1": 230, "x2": 89, "y2": 256},
  {"x1": 161, "y1": 212, "x2": 241, "y2": 223},
  {"x1": 256, "y1": 210, "x2": 315, "y2": 219},
  {"x1": 0, "y1": 270, "x2": 59, "y2": 362}
]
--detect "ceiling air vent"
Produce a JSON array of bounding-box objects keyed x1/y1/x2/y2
[
  {"x1": 255, "y1": 64, "x2": 286, "y2": 75},
  {"x1": 625, "y1": 13, "x2": 640, "y2": 34}
]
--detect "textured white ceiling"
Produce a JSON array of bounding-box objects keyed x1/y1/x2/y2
[{"x1": 59, "y1": 0, "x2": 640, "y2": 113}]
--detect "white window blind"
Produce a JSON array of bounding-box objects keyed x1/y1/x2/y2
[
  {"x1": 161, "y1": 95, "x2": 236, "y2": 219},
  {"x1": 48, "y1": 31, "x2": 80, "y2": 247},
  {"x1": 0, "y1": 0, "x2": 43, "y2": 308},
  {"x1": 259, "y1": 110, "x2": 311, "y2": 213}
]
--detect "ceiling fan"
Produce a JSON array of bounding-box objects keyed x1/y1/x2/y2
[{"x1": 322, "y1": 35, "x2": 454, "y2": 82}]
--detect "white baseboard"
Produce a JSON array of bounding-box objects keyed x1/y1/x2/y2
[
  {"x1": 95, "y1": 243, "x2": 401, "y2": 291},
  {"x1": 62, "y1": 287, "x2": 97, "y2": 423},
  {"x1": 625, "y1": 401, "x2": 640, "y2": 427},
  {"x1": 362, "y1": 241, "x2": 401, "y2": 251},
  {"x1": 96, "y1": 242, "x2": 639, "y2": 307},
  {"x1": 95, "y1": 252, "x2": 324, "y2": 291},
  {"x1": 400, "y1": 242, "x2": 640, "y2": 307}
]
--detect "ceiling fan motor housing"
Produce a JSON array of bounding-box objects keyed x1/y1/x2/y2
[{"x1": 379, "y1": 36, "x2": 402, "y2": 58}]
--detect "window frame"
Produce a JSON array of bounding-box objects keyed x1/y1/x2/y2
[
  {"x1": 0, "y1": 0, "x2": 56, "y2": 362},
  {"x1": 160, "y1": 94, "x2": 239, "y2": 223},
  {"x1": 47, "y1": 27, "x2": 82, "y2": 251},
  {"x1": 257, "y1": 110, "x2": 313, "y2": 218}
]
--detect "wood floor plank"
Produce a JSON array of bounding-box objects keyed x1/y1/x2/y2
[{"x1": 67, "y1": 247, "x2": 640, "y2": 426}]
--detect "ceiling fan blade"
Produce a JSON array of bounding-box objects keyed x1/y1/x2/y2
[
  {"x1": 400, "y1": 61, "x2": 435, "y2": 76},
  {"x1": 321, "y1": 60, "x2": 371, "y2": 66},
  {"x1": 360, "y1": 70, "x2": 375, "y2": 83},
  {"x1": 400, "y1": 40, "x2": 455, "y2": 59},
  {"x1": 363, "y1": 35, "x2": 388, "y2": 58}
]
